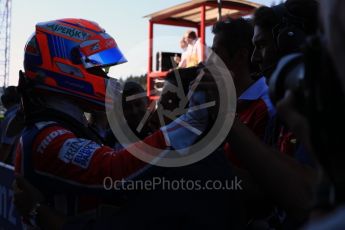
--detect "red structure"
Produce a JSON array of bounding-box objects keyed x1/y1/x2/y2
[{"x1": 145, "y1": 0, "x2": 261, "y2": 100}]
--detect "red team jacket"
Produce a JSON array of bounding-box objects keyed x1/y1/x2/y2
[
  {"x1": 14, "y1": 120, "x2": 169, "y2": 214},
  {"x1": 225, "y1": 77, "x2": 276, "y2": 166},
  {"x1": 14, "y1": 94, "x2": 207, "y2": 214},
  {"x1": 15, "y1": 122, "x2": 167, "y2": 184}
]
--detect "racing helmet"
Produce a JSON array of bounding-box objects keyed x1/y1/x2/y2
[{"x1": 23, "y1": 18, "x2": 127, "y2": 110}]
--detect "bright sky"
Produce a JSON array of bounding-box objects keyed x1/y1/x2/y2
[{"x1": 9, "y1": 0, "x2": 276, "y2": 85}]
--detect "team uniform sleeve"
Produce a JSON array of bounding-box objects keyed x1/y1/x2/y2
[
  {"x1": 250, "y1": 100, "x2": 271, "y2": 139},
  {"x1": 31, "y1": 125, "x2": 167, "y2": 186},
  {"x1": 225, "y1": 99, "x2": 270, "y2": 167}
]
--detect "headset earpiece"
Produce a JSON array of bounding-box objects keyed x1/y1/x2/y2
[
  {"x1": 271, "y1": 3, "x2": 307, "y2": 56},
  {"x1": 276, "y1": 25, "x2": 306, "y2": 55}
]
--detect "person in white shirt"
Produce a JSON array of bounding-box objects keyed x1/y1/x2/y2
[
  {"x1": 183, "y1": 30, "x2": 203, "y2": 67},
  {"x1": 176, "y1": 38, "x2": 188, "y2": 68}
]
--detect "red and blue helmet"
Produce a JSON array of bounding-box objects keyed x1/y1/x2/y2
[{"x1": 23, "y1": 18, "x2": 127, "y2": 110}]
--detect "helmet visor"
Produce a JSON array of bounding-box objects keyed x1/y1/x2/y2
[{"x1": 82, "y1": 47, "x2": 127, "y2": 69}]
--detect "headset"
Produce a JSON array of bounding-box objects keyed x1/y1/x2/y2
[
  {"x1": 254, "y1": 3, "x2": 309, "y2": 78},
  {"x1": 271, "y1": 3, "x2": 307, "y2": 56}
]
